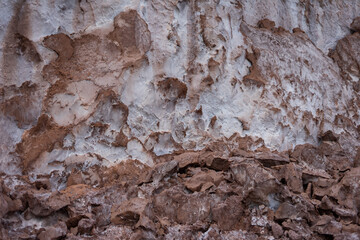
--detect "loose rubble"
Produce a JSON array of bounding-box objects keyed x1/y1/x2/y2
[{"x1": 1, "y1": 135, "x2": 360, "y2": 239}]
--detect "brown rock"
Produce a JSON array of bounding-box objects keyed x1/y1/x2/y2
[
  {"x1": 135, "y1": 215, "x2": 156, "y2": 232},
  {"x1": 7, "y1": 198, "x2": 24, "y2": 212},
  {"x1": 243, "y1": 47, "x2": 266, "y2": 87},
  {"x1": 350, "y1": 17, "x2": 360, "y2": 32},
  {"x1": 312, "y1": 215, "x2": 342, "y2": 236},
  {"x1": 320, "y1": 195, "x2": 357, "y2": 218},
  {"x1": 108, "y1": 10, "x2": 151, "y2": 55},
  {"x1": 27, "y1": 190, "x2": 70, "y2": 217},
  {"x1": 319, "y1": 130, "x2": 338, "y2": 142},
  {"x1": 327, "y1": 167, "x2": 360, "y2": 212},
  {"x1": 212, "y1": 196, "x2": 243, "y2": 231},
  {"x1": 293, "y1": 27, "x2": 305, "y2": 34},
  {"x1": 330, "y1": 32, "x2": 360, "y2": 77},
  {"x1": 173, "y1": 151, "x2": 201, "y2": 169},
  {"x1": 67, "y1": 169, "x2": 84, "y2": 186},
  {"x1": 270, "y1": 222, "x2": 283, "y2": 238},
  {"x1": 254, "y1": 151, "x2": 290, "y2": 167},
  {"x1": 312, "y1": 178, "x2": 336, "y2": 198},
  {"x1": 287, "y1": 230, "x2": 302, "y2": 240},
  {"x1": 112, "y1": 130, "x2": 129, "y2": 147},
  {"x1": 139, "y1": 160, "x2": 178, "y2": 184},
  {"x1": 231, "y1": 161, "x2": 280, "y2": 205},
  {"x1": 258, "y1": 19, "x2": 276, "y2": 31},
  {"x1": 27, "y1": 184, "x2": 90, "y2": 217},
  {"x1": 0, "y1": 193, "x2": 9, "y2": 218},
  {"x1": 283, "y1": 163, "x2": 303, "y2": 193},
  {"x1": 205, "y1": 156, "x2": 230, "y2": 171},
  {"x1": 291, "y1": 144, "x2": 326, "y2": 170},
  {"x1": 341, "y1": 223, "x2": 360, "y2": 234},
  {"x1": 43, "y1": 33, "x2": 74, "y2": 60},
  {"x1": 93, "y1": 204, "x2": 111, "y2": 227},
  {"x1": 157, "y1": 77, "x2": 188, "y2": 101},
  {"x1": 152, "y1": 187, "x2": 212, "y2": 225},
  {"x1": 354, "y1": 147, "x2": 360, "y2": 167},
  {"x1": 78, "y1": 218, "x2": 95, "y2": 234},
  {"x1": 184, "y1": 170, "x2": 223, "y2": 192},
  {"x1": 111, "y1": 198, "x2": 148, "y2": 225},
  {"x1": 230, "y1": 149, "x2": 255, "y2": 158},
  {"x1": 37, "y1": 222, "x2": 67, "y2": 240},
  {"x1": 274, "y1": 202, "x2": 298, "y2": 220},
  {"x1": 16, "y1": 114, "x2": 68, "y2": 171}
]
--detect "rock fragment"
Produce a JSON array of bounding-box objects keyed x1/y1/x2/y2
[
  {"x1": 37, "y1": 222, "x2": 67, "y2": 240},
  {"x1": 111, "y1": 198, "x2": 149, "y2": 226}
]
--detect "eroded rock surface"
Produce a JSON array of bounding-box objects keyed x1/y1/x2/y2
[
  {"x1": 1, "y1": 143, "x2": 360, "y2": 239},
  {"x1": 0, "y1": 0, "x2": 360, "y2": 239}
]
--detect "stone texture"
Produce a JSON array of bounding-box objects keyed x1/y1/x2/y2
[{"x1": 0, "y1": 1, "x2": 360, "y2": 240}]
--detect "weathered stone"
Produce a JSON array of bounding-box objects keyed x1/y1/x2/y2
[
  {"x1": 37, "y1": 222, "x2": 67, "y2": 240},
  {"x1": 111, "y1": 198, "x2": 149, "y2": 226},
  {"x1": 184, "y1": 170, "x2": 223, "y2": 192},
  {"x1": 212, "y1": 196, "x2": 243, "y2": 231},
  {"x1": 78, "y1": 218, "x2": 95, "y2": 234},
  {"x1": 270, "y1": 222, "x2": 283, "y2": 238},
  {"x1": 283, "y1": 163, "x2": 303, "y2": 193},
  {"x1": 312, "y1": 215, "x2": 342, "y2": 236},
  {"x1": 274, "y1": 202, "x2": 298, "y2": 220},
  {"x1": 139, "y1": 160, "x2": 178, "y2": 184},
  {"x1": 0, "y1": 193, "x2": 9, "y2": 218},
  {"x1": 350, "y1": 17, "x2": 360, "y2": 32},
  {"x1": 254, "y1": 152, "x2": 290, "y2": 167},
  {"x1": 26, "y1": 190, "x2": 70, "y2": 217},
  {"x1": 173, "y1": 152, "x2": 201, "y2": 169}
]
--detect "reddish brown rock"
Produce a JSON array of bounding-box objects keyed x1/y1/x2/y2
[
  {"x1": 205, "y1": 157, "x2": 230, "y2": 171},
  {"x1": 243, "y1": 47, "x2": 266, "y2": 88},
  {"x1": 270, "y1": 222, "x2": 284, "y2": 238},
  {"x1": 111, "y1": 198, "x2": 149, "y2": 226},
  {"x1": 319, "y1": 130, "x2": 338, "y2": 142},
  {"x1": 0, "y1": 193, "x2": 9, "y2": 218},
  {"x1": 67, "y1": 169, "x2": 84, "y2": 186},
  {"x1": 291, "y1": 144, "x2": 326, "y2": 170},
  {"x1": 330, "y1": 32, "x2": 360, "y2": 77},
  {"x1": 254, "y1": 151, "x2": 290, "y2": 167},
  {"x1": 37, "y1": 222, "x2": 67, "y2": 240},
  {"x1": 274, "y1": 202, "x2": 298, "y2": 220},
  {"x1": 283, "y1": 163, "x2": 303, "y2": 193},
  {"x1": 43, "y1": 33, "x2": 74, "y2": 60},
  {"x1": 258, "y1": 19, "x2": 276, "y2": 30},
  {"x1": 184, "y1": 170, "x2": 223, "y2": 192},
  {"x1": 108, "y1": 10, "x2": 151, "y2": 55},
  {"x1": 173, "y1": 151, "x2": 201, "y2": 169},
  {"x1": 231, "y1": 161, "x2": 280, "y2": 205},
  {"x1": 139, "y1": 160, "x2": 178, "y2": 184},
  {"x1": 157, "y1": 77, "x2": 188, "y2": 101},
  {"x1": 78, "y1": 218, "x2": 95, "y2": 235},
  {"x1": 15, "y1": 114, "x2": 68, "y2": 171},
  {"x1": 152, "y1": 187, "x2": 212, "y2": 225},
  {"x1": 26, "y1": 190, "x2": 70, "y2": 217},
  {"x1": 312, "y1": 215, "x2": 342, "y2": 236},
  {"x1": 212, "y1": 196, "x2": 243, "y2": 231},
  {"x1": 350, "y1": 17, "x2": 360, "y2": 32}
]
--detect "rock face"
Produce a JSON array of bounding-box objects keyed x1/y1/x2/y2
[{"x1": 0, "y1": 0, "x2": 360, "y2": 239}]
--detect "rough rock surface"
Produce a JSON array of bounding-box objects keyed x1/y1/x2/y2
[{"x1": 0, "y1": 0, "x2": 360, "y2": 239}]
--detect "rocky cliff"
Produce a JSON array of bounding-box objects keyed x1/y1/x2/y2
[{"x1": 0, "y1": 0, "x2": 360, "y2": 239}]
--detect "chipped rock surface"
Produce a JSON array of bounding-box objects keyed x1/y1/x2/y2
[{"x1": 0, "y1": 0, "x2": 360, "y2": 239}]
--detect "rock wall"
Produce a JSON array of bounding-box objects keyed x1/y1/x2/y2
[{"x1": 0, "y1": 0, "x2": 360, "y2": 239}]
